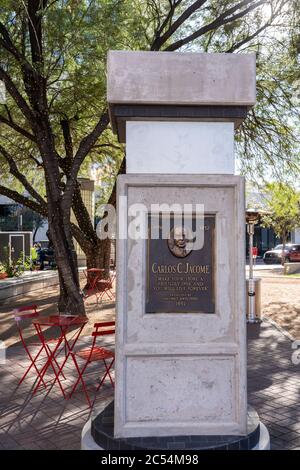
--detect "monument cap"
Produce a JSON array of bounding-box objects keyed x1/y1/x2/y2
[{"x1": 107, "y1": 51, "x2": 256, "y2": 142}]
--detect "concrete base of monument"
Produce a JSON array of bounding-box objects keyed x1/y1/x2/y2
[{"x1": 81, "y1": 401, "x2": 270, "y2": 451}]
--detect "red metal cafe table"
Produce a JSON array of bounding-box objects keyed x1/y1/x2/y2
[{"x1": 32, "y1": 315, "x2": 88, "y2": 397}]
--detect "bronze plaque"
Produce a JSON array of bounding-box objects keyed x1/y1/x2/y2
[{"x1": 146, "y1": 214, "x2": 215, "y2": 313}]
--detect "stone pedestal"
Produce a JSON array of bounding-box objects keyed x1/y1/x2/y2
[
  {"x1": 81, "y1": 50, "x2": 270, "y2": 450},
  {"x1": 115, "y1": 174, "x2": 246, "y2": 438}
]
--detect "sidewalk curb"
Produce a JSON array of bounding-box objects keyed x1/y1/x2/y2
[{"x1": 262, "y1": 316, "x2": 295, "y2": 342}]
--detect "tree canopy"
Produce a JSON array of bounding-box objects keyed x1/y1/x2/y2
[
  {"x1": 261, "y1": 182, "x2": 300, "y2": 261},
  {"x1": 1, "y1": 1, "x2": 299, "y2": 210},
  {"x1": 0, "y1": 0, "x2": 299, "y2": 312}
]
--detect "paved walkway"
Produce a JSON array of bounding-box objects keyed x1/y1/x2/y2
[
  {"x1": 0, "y1": 321, "x2": 299, "y2": 450},
  {"x1": 0, "y1": 336, "x2": 114, "y2": 450},
  {"x1": 247, "y1": 320, "x2": 300, "y2": 450}
]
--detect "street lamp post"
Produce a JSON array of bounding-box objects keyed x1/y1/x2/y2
[{"x1": 246, "y1": 209, "x2": 261, "y2": 324}]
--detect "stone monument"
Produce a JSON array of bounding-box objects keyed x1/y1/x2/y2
[{"x1": 82, "y1": 51, "x2": 270, "y2": 450}]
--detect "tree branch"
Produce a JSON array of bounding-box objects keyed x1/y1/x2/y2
[
  {"x1": 164, "y1": 0, "x2": 267, "y2": 51},
  {"x1": 72, "y1": 184, "x2": 97, "y2": 243},
  {"x1": 72, "y1": 111, "x2": 110, "y2": 168},
  {"x1": 0, "y1": 144, "x2": 46, "y2": 207},
  {"x1": 151, "y1": 0, "x2": 207, "y2": 50},
  {"x1": 92, "y1": 143, "x2": 122, "y2": 152},
  {"x1": 226, "y1": 23, "x2": 270, "y2": 52},
  {"x1": 60, "y1": 118, "x2": 74, "y2": 160},
  {"x1": 0, "y1": 19, "x2": 43, "y2": 95},
  {"x1": 155, "y1": 0, "x2": 179, "y2": 36},
  {"x1": 71, "y1": 222, "x2": 91, "y2": 250},
  {"x1": 0, "y1": 184, "x2": 47, "y2": 216},
  {"x1": 27, "y1": 152, "x2": 44, "y2": 168},
  {"x1": 107, "y1": 156, "x2": 126, "y2": 208},
  {"x1": 27, "y1": 0, "x2": 47, "y2": 65},
  {"x1": 0, "y1": 21, "x2": 28, "y2": 63},
  {"x1": 0, "y1": 114, "x2": 36, "y2": 142},
  {"x1": 226, "y1": 2, "x2": 285, "y2": 53},
  {"x1": 62, "y1": 111, "x2": 110, "y2": 211},
  {"x1": 0, "y1": 66, "x2": 35, "y2": 124}
]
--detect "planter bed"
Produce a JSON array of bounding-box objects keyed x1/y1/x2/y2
[{"x1": 0, "y1": 270, "x2": 60, "y2": 304}]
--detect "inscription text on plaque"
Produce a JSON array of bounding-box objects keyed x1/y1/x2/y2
[{"x1": 146, "y1": 214, "x2": 215, "y2": 313}]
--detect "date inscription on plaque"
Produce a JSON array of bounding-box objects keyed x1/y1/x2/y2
[{"x1": 146, "y1": 214, "x2": 215, "y2": 313}]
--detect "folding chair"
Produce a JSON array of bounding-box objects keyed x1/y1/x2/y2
[
  {"x1": 96, "y1": 272, "x2": 116, "y2": 302},
  {"x1": 83, "y1": 268, "x2": 104, "y2": 303},
  {"x1": 13, "y1": 305, "x2": 62, "y2": 387},
  {"x1": 69, "y1": 321, "x2": 115, "y2": 407}
]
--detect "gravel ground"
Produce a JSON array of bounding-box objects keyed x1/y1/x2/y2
[{"x1": 261, "y1": 277, "x2": 300, "y2": 339}]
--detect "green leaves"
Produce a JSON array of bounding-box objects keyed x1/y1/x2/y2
[
  {"x1": 261, "y1": 182, "x2": 300, "y2": 239},
  {"x1": 1, "y1": 0, "x2": 299, "y2": 220}
]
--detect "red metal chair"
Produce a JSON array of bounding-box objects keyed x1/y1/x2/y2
[
  {"x1": 83, "y1": 268, "x2": 105, "y2": 303},
  {"x1": 96, "y1": 272, "x2": 116, "y2": 302},
  {"x1": 13, "y1": 305, "x2": 62, "y2": 387},
  {"x1": 69, "y1": 321, "x2": 115, "y2": 407}
]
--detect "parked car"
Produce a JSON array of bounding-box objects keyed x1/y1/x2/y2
[
  {"x1": 263, "y1": 244, "x2": 300, "y2": 264},
  {"x1": 33, "y1": 242, "x2": 56, "y2": 270}
]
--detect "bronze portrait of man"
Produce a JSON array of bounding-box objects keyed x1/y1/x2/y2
[{"x1": 167, "y1": 226, "x2": 193, "y2": 258}]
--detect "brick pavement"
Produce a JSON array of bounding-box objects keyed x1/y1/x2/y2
[
  {"x1": 247, "y1": 320, "x2": 300, "y2": 450},
  {"x1": 0, "y1": 320, "x2": 299, "y2": 450},
  {"x1": 0, "y1": 336, "x2": 114, "y2": 450}
]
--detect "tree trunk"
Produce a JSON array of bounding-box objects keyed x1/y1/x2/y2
[
  {"x1": 281, "y1": 233, "x2": 287, "y2": 266},
  {"x1": 85, "y1": 238, "x2": 111, "y2": 277},
  {"x1": 48, "y1": 202, "x2": 86, "y2": 316},
  {"x1": 281, "y1": 234, "x2": 287, "y2": 266},
  {"x1": 33, "y1": 225, "x2": 38, "y2": 243}
]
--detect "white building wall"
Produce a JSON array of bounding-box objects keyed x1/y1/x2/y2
[
  {"x1": 34, "y1": 223, "x2": 48, "y2": 242},
  {"x1": 292, "y1": 229, "x2": 300, "y2": 243}
]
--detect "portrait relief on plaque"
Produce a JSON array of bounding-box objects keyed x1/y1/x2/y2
[
  {"x1": 146, "y1": 213, "x2": 215, "y2": 314},
  {"x1": 167, "y1": 226, "x2": 193, "y2": 258}
]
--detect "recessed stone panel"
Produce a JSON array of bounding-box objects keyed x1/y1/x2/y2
[{"x1": 125, "y1": 356, "x2": 235, "y2": 424}]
